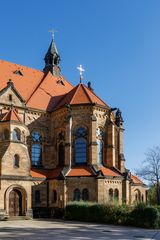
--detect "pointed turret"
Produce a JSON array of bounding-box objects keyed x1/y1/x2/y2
[
  {"x1": 43, "y1": 35, "x2": 61, "y2": 76},
  {"x1": 115, "y1": 108, "x2": 123, "y2": 127}
]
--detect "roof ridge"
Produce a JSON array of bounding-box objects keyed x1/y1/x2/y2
[
  {"x1": 55, "y1": 84, "x2": 79, "y2": 109},
  {"x1": 70, "y1": 84, "x2": 84, "y2": 104},
  {"x1": 84, "y1": 84, "x2": 110, "y2": 108},
  {"x1": 26, "y1": 71, "x2": 50, "y2": 104},
  {"x1": 81, "y1": 84, "x2": 93, "y2": 103}
]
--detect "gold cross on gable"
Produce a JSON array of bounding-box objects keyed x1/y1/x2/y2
[
  {"x1": 49, "y1": 29, "x2": 57, "y2": 39},
  {"x1": 77, "y1": 64, "x2": 85, "y2": 83}
]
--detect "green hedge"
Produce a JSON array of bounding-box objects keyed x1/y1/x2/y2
[{"x1": 65, "y1": 202, "x2": 160, "y2": 229}]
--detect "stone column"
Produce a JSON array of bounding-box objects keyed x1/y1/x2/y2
[
  {"x1": 106, "y1": 122, "x2": 115, "y2": 167},
  {"x1": 89, "y1": 115, "x2": 97, "y2": 165},
  {"x1": 65, "y1": 115, "x2": 72, "y2": 166},
  {"x1": 119, "y1": 126, "x2": 125, "y2": 173}
]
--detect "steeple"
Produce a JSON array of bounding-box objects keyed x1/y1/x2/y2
[{"x1": 43, "y1": 33, "x2": 61, "y2": 76}]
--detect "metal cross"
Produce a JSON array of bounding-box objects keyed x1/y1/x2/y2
[
  {"x1": 77, "y1": 64, "x2": 85, "y2": 83},
  {"x1": 49, "y1": 29, "x2": 57, "y2": 39}
]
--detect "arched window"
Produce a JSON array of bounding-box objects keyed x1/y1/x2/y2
[
  {"x1": 141, "y1": 194, "x2": 144, "y2": 202},
  {"x1": 73, "y1": 188, "x2": 80, "y2": 201},
  {"x1": 12, "y1": 128, "x2": 21, "y2": 141},
  {"x1": 58, "y1": 142, "x2": 65, "y2": 166},
  {"x1": 35, "y1": 190, "x2": 40, "y2": 203},
  {"x1": 109, "y1": 188, "x2": 113, "y2": 202},
  {"x1": 134, "y1": 189, "x2": 141, "y2": 202},
  {"x1": 114, "y1": 189, "x2": 119, "y2": 202},
  {"x1": 97, "y1": 139, "x2": 103, "y2": 165},
  {"x1": 52, "y1": 190, "x2": 57, "y2": 203},
  {"x1": 31, "y1": 131, "x2": 42, "y2": 166},
  {"x1": 74, "y1": 127, "x2": 87, "y2": 164},
  {"x1": 3, "y1": 129, "x2": 10, "y2": 140},
  {"x1": 96, "y1": 128, "x2": 104, "y2": 165},
  {"x1": 13, "y1": 154, "x2": 19, "y2": 168},
  {"x1": 82, "y1": 188, "x2": 89, "y2": 201}
]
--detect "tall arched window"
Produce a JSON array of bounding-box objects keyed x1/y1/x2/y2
[
  {"x1": 73, "y1": 188, "x2": 80, "y2": 201},
  {"x1": 134, "y1": 189, "x2": 141, "y2": 202},
  {"x1": 74, "y1": 127, "x2": 87, "y2": 164},
  {"x1": 141, "y1": 194, "x2": 144, "y2": 202},
  {"x1": 58, "y1": 142, "x2": 65, "y2": 166},
  {"x1": 114, "y1": 189, "x2": 119, "y2": 202},
  {"x1": 96, "y1": 128, "x2": 104, "y2": 165},
  {"x1": 52, "y1": 190, "x2": 57, "y2": 203},
  {"x1": 82, "y1": 188, "x2": 89, "y2": 201},
  {"x1": 109, "y1": 188, "x2": 113, "y2": 202},
  {"x1": 35, "y1": 190, "x2": 40, "y2": 203},
  {"x1": 13, "y1": 154, "x2": 19, "y2": 168},
  {"x1": 31, "y1": 131, "x2": 42, "y2": 166},
  {"x1": 12, "y1": 128, "x2": 21, "y2": 141},
  {"x1": 97, "y1": 139, "x2": 103, "y2": 165}
]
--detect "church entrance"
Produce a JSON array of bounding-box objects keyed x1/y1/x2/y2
[{"x1": 9, "y1": 189, "x2": 22, "y2": 216}]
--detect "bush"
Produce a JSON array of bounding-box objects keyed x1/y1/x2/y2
[
  {"x1": 129, "y1": 203, "x2": 159, "y2": 228},
  {"x1": 65, "y1": 202, "x2": 160, "y2": 228}
]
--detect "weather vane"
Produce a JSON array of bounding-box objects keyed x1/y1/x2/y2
[
  {"x1": 49, "y1": 29, "x2": 57, "y2": 39},
  {"x1": 77, "y1": 64, "x2": 85, "y2": 83}
]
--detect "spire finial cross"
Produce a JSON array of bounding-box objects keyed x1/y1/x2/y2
[
  {"x1": 49, "y1": 29, "x2": 57, "y2": 39},
  {"x1": 77, "y1": 64, "x2": 85, "y2": 83}
]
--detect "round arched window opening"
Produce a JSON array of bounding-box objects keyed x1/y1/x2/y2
[{"x1": 12, "y1": 128, "x2": 21, "y2": 141}]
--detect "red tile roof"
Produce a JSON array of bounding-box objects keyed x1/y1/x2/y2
[
  {"x1": 30, "y1": 167, "x2": 63, "y2": 179},
  {"x1": 56, "y1": 83, "x2": 109, "y2": 109},
  {"x1": 131, "y1": 174, "x2": 143, "y2": 184},
  {"x1": 99, "y1": 166, "x2": 122, "y2": 177},
  {"x1": 0, "y1": 109, "x2": 22, "y2": 122},
  {"x1": 0, "y1": 60, "x2": 110, "y2": 111},
  {"x1": 0, "y1": 60, "x2": 73, "y2": 111},
  {"x1": 67, "y1": 166, "x2": 95, "y2": 177}
]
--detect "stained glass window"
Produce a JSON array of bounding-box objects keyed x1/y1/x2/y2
[
  {"x1": 97, "y1": 139, "x2": 103, "y2": 164},
  {"x1": 74, "y1": 127, "x2": 87, "y2": 164},
  {"x1": 31, "y1": 132, "x2": 42, "y2": 166},
  {"x1": 75, "y1": 138, "x2": 87, "y2": 164}
]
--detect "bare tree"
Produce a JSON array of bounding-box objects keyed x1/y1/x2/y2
[{"x1": 136, "y1": 146, "x2": 160, "y2": 205}]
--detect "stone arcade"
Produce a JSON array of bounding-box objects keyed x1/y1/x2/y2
[{"x1": 0, "y1": 36, "x2": 147, "y2": 218}]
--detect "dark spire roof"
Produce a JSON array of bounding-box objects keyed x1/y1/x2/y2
[{"x1": 43, "y1": 36, "x2": 61, "y2": 76}]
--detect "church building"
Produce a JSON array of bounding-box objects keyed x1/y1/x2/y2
[{"x1": 0, "y1": 36, "x2": 147, "y2": 218}]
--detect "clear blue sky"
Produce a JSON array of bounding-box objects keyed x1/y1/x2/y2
[{"x1": 0, "y1": 0, "x2": 160, "y2": 172}]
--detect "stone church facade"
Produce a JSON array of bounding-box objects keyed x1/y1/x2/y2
[{"x1": 0, "y1": 37, "x2": 147, "y2": 218}]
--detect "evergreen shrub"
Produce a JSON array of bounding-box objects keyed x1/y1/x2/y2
[{"x1": 65, "y1": 202, "x2": 160, "y2": 228}]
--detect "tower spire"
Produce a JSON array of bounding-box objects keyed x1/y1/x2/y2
[{"x1": 43, "y1": 30, "x2": 61, "y2": 76}]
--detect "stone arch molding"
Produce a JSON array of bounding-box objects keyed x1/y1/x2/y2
[{"x1": 4, "y1": 184, "x2": 27, "y2": 216}]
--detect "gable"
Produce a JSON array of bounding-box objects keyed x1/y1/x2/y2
[{"x1": 0, "y1": 84, "x2": 25, "y2": 107}]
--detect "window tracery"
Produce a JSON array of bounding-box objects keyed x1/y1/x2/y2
[
  {"x1": 74, "y1": 127, "x2": 88, "y2": 164},
  {"x1": 31, "y1": 131, "x2": 42, "y2": 166}
]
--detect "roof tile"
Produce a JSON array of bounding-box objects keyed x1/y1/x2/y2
[
  {"x1": 1, "y1": 109, "x2": 22, "y2": 122},
  {"x1": 67, "y1": 166, "x2": 95, "y2": 177},
  {"x1": 99, "y1": 166, "x2": 122, "y2": 177},
  {"x1": 56, "y1": 83, "x2": 109, "y2": 109}
]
